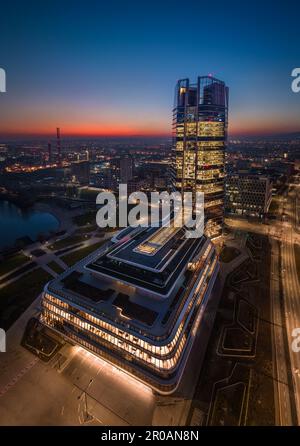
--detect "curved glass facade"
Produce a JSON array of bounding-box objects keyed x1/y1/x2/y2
[{"x1": 40, "y1": 230, "x2": 219, "y2": 394}]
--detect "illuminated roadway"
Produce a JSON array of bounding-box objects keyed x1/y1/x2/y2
[
  {"x1": 226, "y1": 176, "x2": 300, "y2": 425},
  {"x1": 280, "y1": 182, "x2": 300, "y2": 425}
]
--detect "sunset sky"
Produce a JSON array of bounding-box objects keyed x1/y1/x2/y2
[{"x1": 0, "y1": 0, "x2": 299, "y2": 138}]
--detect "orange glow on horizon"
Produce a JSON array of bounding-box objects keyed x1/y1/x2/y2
[
  {"x1": 0, "y1": 121, "x2": 299, "y2": 139},
  {"x1": 228, "y1": 112, "x2": 300, "y2": 137},
  {"x1": 0, "y1": 123, "x2": 171, "y2": 138}
]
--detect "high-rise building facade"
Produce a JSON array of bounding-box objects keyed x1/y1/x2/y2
[{"x1": 171, "y1": 76, "x2": 228, "y2": 238}]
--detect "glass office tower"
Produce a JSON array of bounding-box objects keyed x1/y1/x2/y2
[{"x1": 171, "y1": 76, "x2": 229, "y2": 238}]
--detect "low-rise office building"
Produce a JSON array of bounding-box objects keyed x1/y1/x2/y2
[
  {"x1": 40, "y1": 224, "x2": 219, "y2": 394},
  {"x1": 225, "y1": 174, "x2": 272, "y2": 218}
]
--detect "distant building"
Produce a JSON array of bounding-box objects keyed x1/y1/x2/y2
[
  {"x1": 71, "y1": 160, "x2": 90, "y2": 185},
  {"x1": 41, "y1": 224, "x2": 219, "y2": 394},
  {"x1": 153, "y1": 176, "x2": 167, "y2": 189},
  {"x1": 127, "y1": 177, "x2": 146, "y2": 194},
  {"x1": 225, "y1": 174, "x2": 272, "y2": 218},
  {"x1": 93, "y1": 157, "x2": 134, "y2": 191},
  {"x1": 171, "y1": 76, "x2": 229, "y2": 238},
  {"x1": 47, "y1": 142, "x2": 52, "y2": 164},
  {"x1": 56, "y1": 127, "x2": 62, "y2": 165},
  {"x1": 119, "y1": 156, "x2": 133, "y2": 183},
  {"x1": 142, "y1": 161, "x2": 168, "y2": 190}
]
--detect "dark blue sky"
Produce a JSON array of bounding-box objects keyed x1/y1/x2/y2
[{"x1": 0, "y1": 0, "x2": 299, "y2": 136}]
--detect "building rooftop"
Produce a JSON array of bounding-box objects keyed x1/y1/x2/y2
[
  {"x1": 86, "y1": 226, "x2": 200, "y2": 297},
  {"x1": 46, "y1": 225, "x2": 211, "y2": 340}
]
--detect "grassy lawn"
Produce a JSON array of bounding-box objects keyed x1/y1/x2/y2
[
  {"x1": 48, "y1": 234, "x2": 90, "y2": 250},
  {"x1": 74, "y1": 224, "x2": 98, "y2": 234},
  {"x1": 268, "y1": 198, "x2": 280, "y2": 215},
  {"x1": 220, "y1": 246, "x2": 241, "y2": 263},
  {"x1": 0, "y1": 261, "x2": 37, "y2": 285},
  {"x1": 47, "y1": 260, "x2": 65, "y2": 274},
  {"x1": 210, "y1": 382, "x2": 246, "y2": 426},
  {"x1": 0, "y1": 252, "x2": 30, "y2": 277},
  {"x1": 0, "y1": 268, "x2": 52, "y2": 330},
  {"x1": 73, "y1": 211, "x2": 96, "y2": 227},
  {"x1": 61, "y1": 240, "x2": 106, "y2": 266},
  {"x1": 78, "y1": 189, "x2": 100, "y2": 201},
  {"x1": 294, "y1": 244, "x2": 300, "y2": 279}
]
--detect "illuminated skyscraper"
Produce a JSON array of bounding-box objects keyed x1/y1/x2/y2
[{"x1": 172, "y1": 76, "x2": 228, "y2": 238}]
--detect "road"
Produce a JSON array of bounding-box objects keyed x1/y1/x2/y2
[
  {"x1": 270, "y1": 237, "x2": 293, "y2": 425},
  {"x1": 280, "y1": 183, "x2": 300, "y2": 425},
  {"x1": 226, "y1": 176, "x2": 300, "y2": 426}
]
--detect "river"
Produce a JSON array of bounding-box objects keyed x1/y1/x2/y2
[{"x1": 0, "y1": 200, "x2": 59, "y2": 248}]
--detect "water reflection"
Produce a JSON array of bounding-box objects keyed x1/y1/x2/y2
[{"x1": 0, "y1": 201, "x2": 59, "y2": 248}]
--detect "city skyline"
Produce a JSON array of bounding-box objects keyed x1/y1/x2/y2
[
  {"x1": 1, "y1": 0, "x2": 300, "y2": 430},
  {"x1": 0, "y1": 0, "x2": 300, "y2": 138}
]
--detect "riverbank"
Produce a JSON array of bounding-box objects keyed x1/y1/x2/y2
[
  {"x1": 33, "y1": 202, "x2": 64, "y2": 231},
  {"x1": 0, "y1": 192, "x2": 35, "y2": 209},
  {"x1": 33, "y1": 201, "x2": 85, "y2": 233},
  {"x1": 0, "y1": 200, "x2": 60, "y2": 251}
]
